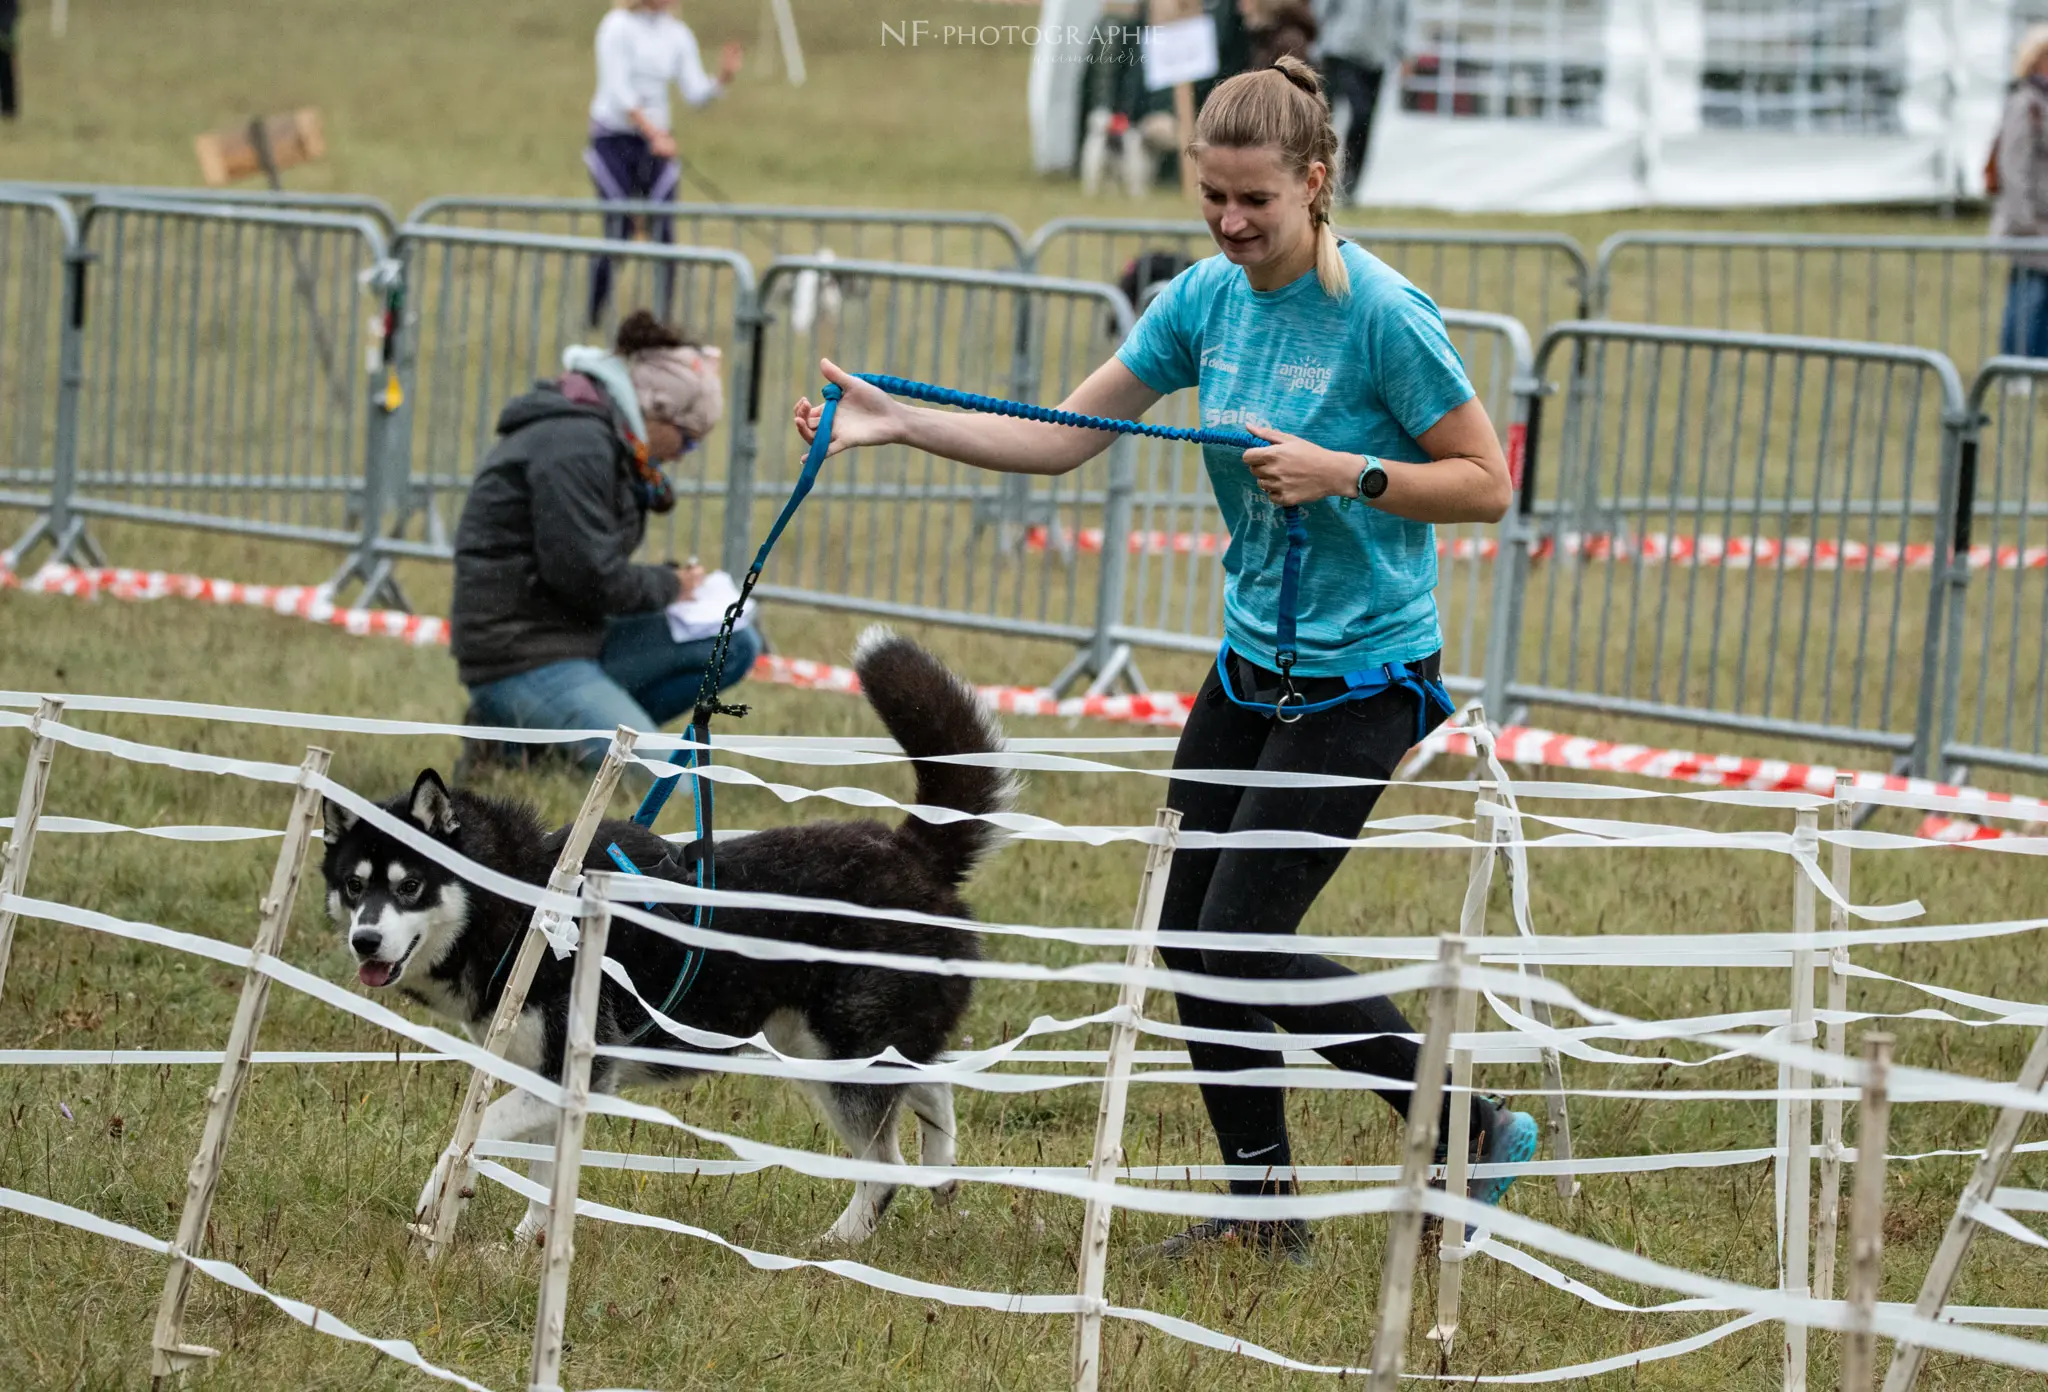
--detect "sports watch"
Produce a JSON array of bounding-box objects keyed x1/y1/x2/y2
[{"x1": 1355, "y1": 456, "x2": 1388, "y2": 501}]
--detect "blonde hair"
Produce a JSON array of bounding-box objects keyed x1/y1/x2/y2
[
  {"x1": 2019, "y1": 24, "x2": 2048, "y2": 82},
  {"x1": 1191, "y1": 56, "x2": 1348, "y2": 299}
]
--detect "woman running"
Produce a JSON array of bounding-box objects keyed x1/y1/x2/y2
[{"x1": 792, "y1": 57, "x2": 1538, "y2": 1264}]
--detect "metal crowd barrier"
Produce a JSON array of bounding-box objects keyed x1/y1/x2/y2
[
  {"x1": 1025, "y1": 216, "x2": 1592, "y2": 336},
  {"x1": 1491, "y1": 321, "x2": 1971, "y2": 778},
  {"x1": 7, "y1": 180, "x2": 399, "y2": 237},
  {"x1": 408, "y1": 195, "x2": 1027, "y2": 277},
  {"x1": 1593, "y1": 232, "x2": 2048, "y2": 380},
  {"x1": 0, "y1": 191, "x2": 79, "y2": 564},
  {"x1": 1938, "y1": 357, "x2": 2048, "y2": 780},
  {"x1": 55, "y1": 197, "x2": 391, "y2": 574},
  {"x1": 380, "y1": 223, "x2": 761, "y2": 583},
  {"x1": 745, "y1": 255, "x2": 1140, "y2": 691}
]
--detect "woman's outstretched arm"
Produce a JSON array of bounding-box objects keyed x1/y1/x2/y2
[{"x1": 793, "y1": 355, "x2": 1163, "y2": 477}]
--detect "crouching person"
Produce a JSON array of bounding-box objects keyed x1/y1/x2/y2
[{"x1": 451, "y1": 310, "x2": 762, "y2": 772}]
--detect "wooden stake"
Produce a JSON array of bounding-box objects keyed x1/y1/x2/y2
[
  {"x1": 1881, "y1": 1025, "x2": 2048, "y2": 1392},
  {"x1": 527, "y1": 880, "x2": 614, "y2": 1392},
  {"x1": 416, "y1": 728, "x2": 637, "y2": 1260},
  {"x1": 1814, "y1": 774, "x2": 1856, "y2": 1301},
  {"x1": 1841, "y1": 1033, "x2": 1894, "y2": 1392},
  {"x1": 1072, "y1": 808, "x2": 1182, "y2": 1392},
  {"x1": 150, "y1": 747, "x2": 332, "y2": 1380},
  {"x1": 1429, "y1": 798, "x2": 1493, "y2": 1347},
  {"x1": 0, "y1": 697, "x2": 65, "y2": 1005},
  {"x1": 1367, "y1": 936, "x2": 1465, "y2": 1392},
  {"x1": 1784, "y1": 806, "x2": 1819, "y2": 1392}
]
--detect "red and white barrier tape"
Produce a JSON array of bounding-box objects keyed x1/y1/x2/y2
[
  {"x1": 3, "y1": 563, "x2": 452, "y2": 645},
  {"x1": 1019, "y1": 527, "x2": 2046, "y2": 573},
  {"x1": 7, "y1": 561, "x2": 2041, "y2": 836}
]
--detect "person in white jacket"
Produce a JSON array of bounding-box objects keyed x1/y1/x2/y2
[{"x1": 585, "y1": 0, "x2": 742, "y2": 326}]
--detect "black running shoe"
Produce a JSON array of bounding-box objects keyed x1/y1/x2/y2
[{"x1": 1135, "y1": 1217, "x2": 1311, "y2": 1266}]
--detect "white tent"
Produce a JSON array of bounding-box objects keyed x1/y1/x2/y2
[{"x1": 1030, "y1": 0, "x2": 2039, "y2": 211}]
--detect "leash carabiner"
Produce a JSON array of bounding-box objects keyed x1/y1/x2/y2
[{"x1": 1273, "y1": 651, "x2": 1307, "y2": 724}]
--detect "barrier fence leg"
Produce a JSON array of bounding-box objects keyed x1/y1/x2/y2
[
  {"x1": 1784, "y1": 806, "x2": 1820, "y2": 1392},
  {"x1": 1430, "y1": 800, "x2": 1495, "y2": 1348},
  {"x1": 0, "y1": 697, "x2": 65, "y2": 1006},
  {"x1": 1072, "y1": 807, "x2": 1181, "y2": 1392},
  {"x1": 1813, "y1": 775, "x2": 1856, "y2": 1302},
  {"x1": 416, "y1": 727, "x2": 637, "y2": 1261},
  {"x1": 1842, "y1": 1033, "x2": 1894, "y2": 1392},
  {"x1": 1367, "y1": 936, "x2": 1465, "y2": 1392},
  {"x1": 150, "y1": 747, "x2": 332, "y2": 1381},
  {"x1": 526, "y1": 882, "x2": 613, "y2": 1392},
  {"x1": 1881, "y1": 1025, "x2": 2048, "y2": 1392}
]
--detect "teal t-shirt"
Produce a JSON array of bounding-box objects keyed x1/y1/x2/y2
[{"x1": 1114, "y1": 240, "x2": 1475, "y2": 678}]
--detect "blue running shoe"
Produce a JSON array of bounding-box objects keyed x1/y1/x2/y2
[{"x1": 1471, "y1": 1105, "x2": 1539, "y2": 1208}]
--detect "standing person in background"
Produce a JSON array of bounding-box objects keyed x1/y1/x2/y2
[
  {"x1": 1994, "y1": 25, "x2": 2048, "y2": 360},
  {"x1": 1312, "y1": 0, "x2": 1407, "y2": 207},
  {"x1": 585, "y1": 0, "x2": 743, "y2": 328},
  {"x1": 0, "y1": 0, "x2": 20, "y2": 121}
]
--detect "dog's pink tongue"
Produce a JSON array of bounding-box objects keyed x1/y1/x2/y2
[{"x1": 358, "y1": 961, "x2": 397, "y2": 988}]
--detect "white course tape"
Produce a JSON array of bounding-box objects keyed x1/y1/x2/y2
[
  {"x1": 0, "y1": 1186, "x2": 494, "y2": 1392},
  {"x1": 0, "y1": 1049, "x2": 458, "y2": 1067},
  {"x1": 470, "y1": 1157, "x2": 1789, "y2": 1386},
  {"x1": 1961, "y1": 1196, "x2": 2048, "y2": 1253},
  {"x1": 0, "y1": 815, "x2": 287, "y2": 842}
]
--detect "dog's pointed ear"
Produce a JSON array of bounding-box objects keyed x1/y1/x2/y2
[
  {"x1": 322, "y1": 799, "x2": 358, "y2": 844},
  {"x1": 407, "y1": 769, "x2": 461, "y2": 837}
]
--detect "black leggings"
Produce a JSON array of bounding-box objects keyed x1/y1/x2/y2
[{"x1": 1160, "y1": 648, "x2": 1485, "y2": 1195}]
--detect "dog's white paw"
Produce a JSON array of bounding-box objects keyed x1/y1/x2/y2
[
  {"x1": 513, "y1": 1204, "x2": 549, "y2": 1246},
  {"x1": 931, "y1": 1179, "x2": 959, "y2": 1208},
  {"x1": 413, "y1": 1152, "x2": 472, "y2": 1228},
  {"x1": 819, "y1": 1214, "x2": 877, "y2": 1246}
]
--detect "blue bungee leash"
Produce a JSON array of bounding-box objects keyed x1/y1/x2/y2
[
  {"x1": 601, "y1": 383, "x2": 848, "y2": 1039},
  {"x1": 849, "y1": 373, "x2": 1448, "y2": 729}
]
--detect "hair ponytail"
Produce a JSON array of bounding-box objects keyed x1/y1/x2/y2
[{"x1": 1192, "y1": 55, "x2": 1350, "y2": 299}]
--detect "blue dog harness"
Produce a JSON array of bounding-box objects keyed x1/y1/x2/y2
[{"x1": 851, "y1": 374, "x2": 1454, "y2": 732}]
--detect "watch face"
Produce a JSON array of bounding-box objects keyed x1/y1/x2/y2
[{"x1": 1363, "y1": 465, "x2": 1387, "y2": 499}]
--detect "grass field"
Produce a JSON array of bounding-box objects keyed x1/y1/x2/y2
[{"x1": 5, "y1": 2, "x2": 2048, "y2": 1389}]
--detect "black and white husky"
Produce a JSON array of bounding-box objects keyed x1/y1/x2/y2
[{"x1": 319, "y1": 628, "x2": 1014, "y2": 1245}]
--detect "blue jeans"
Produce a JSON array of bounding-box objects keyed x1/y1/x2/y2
[
  {"x1": 466, "y1": 615, "x2": 764, "y2": 772},
  {"x1": 2000, "y1": 267, "x2": 2048, "y2": 358}
]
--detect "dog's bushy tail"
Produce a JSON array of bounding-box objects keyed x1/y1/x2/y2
[{"x1": 853, "y1": 626, "x2": 1015, "y2": 886}]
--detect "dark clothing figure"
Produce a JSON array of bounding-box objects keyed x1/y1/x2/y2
[
  {"x1": 450, "y1": 377, "x2": 681, "y2": 689},
  {"x1": 1241, "y1": 0, "x2": 1318, "y2": 72},
  {"x1": 0, "y1": 0, "x2": 20, "y2": 120},
  {"x1": 1312, "y1": 0, "x2": 1408, "y2": 202}
]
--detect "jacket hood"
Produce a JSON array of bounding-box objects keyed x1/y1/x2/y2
[{"x1": 493, "y1": 380, "x2": 615, "y2": 438}]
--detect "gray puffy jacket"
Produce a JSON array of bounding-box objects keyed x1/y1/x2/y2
[
  {"x1": 1993, "y1": 80, "x2": 2048, "y2": 273},
  {"x1": 450, "y1": 380, "x2": 681, "y2": 687}
]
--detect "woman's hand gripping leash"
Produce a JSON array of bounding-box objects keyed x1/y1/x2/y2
[
  {"x1": 694, "y1": 369, "x2": 852, "y2": 725},
  {"x1": 793, "y1": 358, "x2": 908, "y2": 457},
  {"x1": 1239, "y1": 428, "x2": 1317, "y2": 724}
]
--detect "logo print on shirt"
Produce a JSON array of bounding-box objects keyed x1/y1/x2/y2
[
  {"x1": 1275, "y1": 358, "x2": 1332, "y2": 394},
  {"x1": 1203, "y1": 407, "x2": 1269, "y2": 432},
  {"x1": 1199, "y1": 344, "x2": 1238, "y2": 375}
]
